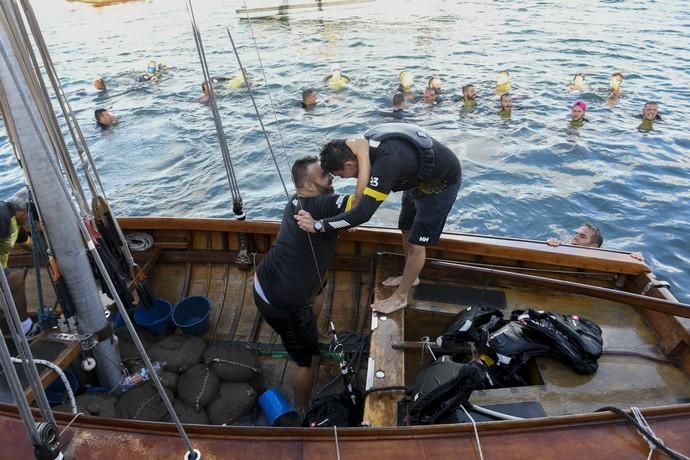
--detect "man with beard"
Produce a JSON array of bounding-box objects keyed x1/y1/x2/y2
[{"x1": 253, "y1": 156, "x2": 353, "y2": 409}]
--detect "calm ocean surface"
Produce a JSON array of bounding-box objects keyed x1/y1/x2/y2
[{"x1": 1, "y1": 0, "x2": 689, "y2": 302}]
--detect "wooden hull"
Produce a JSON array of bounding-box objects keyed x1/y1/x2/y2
[{"x1": 3, "y1": 216, "x2": 690, "y2": 458}]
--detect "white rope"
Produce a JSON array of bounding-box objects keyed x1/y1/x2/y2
[
  {"x1": 630, "y1": 406, "x2": 690, "y2": 460},
  {"x1": 59, "y1": 412, "x2": 83, "y2": 436},
  {"x1": 470, "y1": 403, "x2": 524, "y2": 421},
  {"x1": 460, "y1": 405, "x2": 484, "y2": 460},
  {"x1": 12, "y1": 357, "x2": 77, "y2": 415},
  {"x1": 333, "y1": 425, "x2": 341, "y2": 460}
]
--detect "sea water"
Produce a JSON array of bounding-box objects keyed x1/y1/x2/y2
[{"x1": 1, "y1": 0, "x2": 688, "y2": 302}]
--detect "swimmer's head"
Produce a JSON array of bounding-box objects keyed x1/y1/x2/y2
[
  {"x1": 496, "y1": 70, "x2": 510, "y2": 85},
  {"x1": 642, "y1": 101, "x2": 658, "y2": 121},
  {"x1": 423, "y1": 87, "x2": 437, "y2": 104},
  {"x1": 147, "y1": 61, "x2": 158, "y2": 74},
  {"x1": 93, "y1": 78, "x2": 106, "y2": 91},
  {"x1": 392, "y1": 92, "x2": 405, "y2": 110},
  {"x1": 610, "y1": 72, "x2": 624, "y2": 89},
  {"x1": 330, "y1": 63, "x2": 342, "y2": 78},
  {"x1": 500, "y1": 92, "x2": 512, "y2": 110},
  {"x1": 571, "y1": 99, "x2": 587, "y2": 120},
  {"x1": 462, "y1": 84, "x2": 476, "y2": 100},
  {"x1": 202, "y1": 81, "x2": 208, "y2": 93},
  {"x1": 302, "y1": 88, "x2": 317, "y2": 106},
  {"x1": 572, "y1": 72, "x2": 586, "y2": 85},
  {"x1": 428, "y1": 77, "x2": 442, "y2": 92},
  {"x1": 399, "y1": 71, "x2": 413, "y2": 90}
]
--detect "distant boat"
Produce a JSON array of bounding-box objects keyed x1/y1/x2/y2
[
  {"x1": 66, "y1": 0, "x2": 144, "y2": 6},
  {"x1": 236, "y1": 0, "x2": 373, "y2": 18}
]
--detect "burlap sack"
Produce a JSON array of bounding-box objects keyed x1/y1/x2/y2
[
  {"x1": 54, "y1": 392, "x2": 117, "y2": 418},
  {"x1": 173, "y1": 399, "x2": 210, "y2": 425},
  {"x1": 177, "y1": 364, "x2": 221, "y2": 411},
  {"x1": 204, "y1": 342, "x2": 261, "y2": 382},
  {"x1": 148, "y1": 334, "x2": 207, "y2": 373},
  {"x1": 115, "y1": 383, "x2": 174, "y2": 421},
  {"x1": 206, "y1": 382, "x2": 257, "y2": 425}
]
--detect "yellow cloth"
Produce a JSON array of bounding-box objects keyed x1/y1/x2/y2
[
  {"x1": 327, "y1": 75, "x2": 349, "y2": 91},
  {"x1": 0, "y1": 216, "x2": 18, "y2": 269},
  {"x1": 495, "y1": 82, "x2": 511, "y2": 94}
]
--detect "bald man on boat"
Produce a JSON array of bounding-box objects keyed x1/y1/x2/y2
[
  {"x1": 296, "y1": 123, "x2": 462, "y2": 314},
  {"x1": 253, "y1": 156, "x2": 355, "y2": 410}
]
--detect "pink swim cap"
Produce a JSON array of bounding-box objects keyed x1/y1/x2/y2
[{"x1": 572, "y1": 100, "x2": 587, "y2": 111}]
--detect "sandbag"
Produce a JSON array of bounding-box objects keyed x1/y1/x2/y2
[
  {"x1": 149, "y1": 334, "x2": 207, "y2": 373},
  {"x1": 173, "y1": 399, "x2": 210, "y2": 425},
  {"x1": 54, "y1": 392, "x2": 117, "y2": 418},
  {"x1": 115, "y1": 383, "x2": 174, "y2": 421},
  {"x1": 177, "y1": 364, "x2": 221, "y2": 411},
  {"x1": 160, "y1": 370, "x2": 179, "y2": 396},
  {"x1": 204, "y1": 342, "x2": 261, "y2": 382},
  {"x1": 206, "y1": 382, "x2": 256, "y2": 425}
]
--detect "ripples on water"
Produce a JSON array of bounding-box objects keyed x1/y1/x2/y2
[{"x1": 1, "y1": 0, "x2": 689, "y2": 301}]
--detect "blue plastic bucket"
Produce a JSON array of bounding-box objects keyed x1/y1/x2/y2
[
  {"x1": 110, "y1": 310, "x2": 125, "y2": 329},
  {"x1": 258, "y1": 388, "x2": 296, "y2": 426},
  {"x1": 172, "y1": 296, "x2": 210, "y2": 336},
  {"x1": 134, "y1": 299, "x2": 172, "y2": 336}
]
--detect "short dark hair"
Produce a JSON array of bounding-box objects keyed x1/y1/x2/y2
[
  {"x1": 320, "y1": 139, "x2": 356, "y2": 173},
  {"x1": 392, "y1": 92, "x2": 405, "y2": 107},
  {"x1": 611, "y1": 72, "x2": 624, "y2": 80},
  {"x1": 302, "y1": 88, "x2": 316, "y2": 102},
  {"x1": 582, "y1": 222, "x2": 603, "y2": 247},
  {"x1": 462, "y1": 84, "x2": 474, "y2": 93},
  {"x1": 202, "y1": 81, "x2": 208, "y2": 91},
  {"x1": 500, "y1": 92, "x2": 511, "y2": 102},
  {"x1": 94, "y1": 108, "x2": 108, "y2": 127},
  {"x1": 292, "y1": 156, "x2": 318, "y2": 188}
]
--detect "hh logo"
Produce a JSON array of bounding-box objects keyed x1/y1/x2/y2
[
  {"x1": 369, "y1": 176, "x2": 380, "y2": 187},
  {"x1": 418, "y1": 236, "x2": 430, "y2": 243}
]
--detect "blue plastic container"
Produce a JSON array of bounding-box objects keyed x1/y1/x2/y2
[
  {"x1": 134, "y1": 299, "x2": 173, "y2": 336},
  {"x1": 172, "y1": 295, "x2": 211, "y2": 336},
  {"x1": 258, "y1": 388, "x2": 296, "y2": 426},
  {"x1": 110, "y1": 310, "x2": 125, "y2": 329}
]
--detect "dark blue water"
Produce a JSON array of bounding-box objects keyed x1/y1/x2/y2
[{"x1": 1, "y1": 0, "x2": 689, "y2": 302}]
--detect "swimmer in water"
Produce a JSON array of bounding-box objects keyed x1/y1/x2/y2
[
  {"x1": 93, "y1": 78, "x2": 107, "y2": 92},
  {"x1": 94, "y1": 108, "x2": 118, "y2": 129},
  {"x1": 570, "y1": 99, "x2": 587, "y2": 127},
  {"x1": 428, "y1": 76, "x2": 442, "y2": 95},
  {"x1": 138, "y1": 60, "x2": 162, "y2": 82},
  {"x1": 495, "y1": 70, "x2": 511, "y2": 95},
  {"x1": 199, "y1": 81, "x2": 210, "y2": 104},
  {"x1": 398, "y1": 71, "x2": 414, "y2": 92},
  {"x1": 638, "y1": 101, "x2": 661, "y2": 131},
  {"x1": 608, "y1": 72, "x2": 624, "y2": 98},
  {"x1": 568, "y1": 72, "x2": 589, "y2": 92},
  {"x1": 499, "y1": 92, "x2": 512, "y2": 118},
  {"x1": 224, "y1": 68, "x2": 248, "y2": 90},
  {"x1": 301, "y1": 88, "x2": 318, "y2": 109},
  {"x1": 324, "y1": 64, "x2": 350, "y2": 91},
  {"x1": 392, "y1": 92, "x2": 406, "y2": 119},
  {"x1": 422, "y1": 87, "x2": 438, "y2": 105},
  {"x1": 462, "y1": 83, "x2": 477, "y2": 110}
]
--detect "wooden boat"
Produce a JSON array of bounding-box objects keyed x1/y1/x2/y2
[
  {"x1": 2, "y1": 216, "x2": 690, "y2": 459},
  {"x1": 235, "y1": 0, "x2": 373, "y2": 19}
]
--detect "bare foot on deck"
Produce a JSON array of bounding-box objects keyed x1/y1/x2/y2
[
  {"x1": 371, "y1": 293, "x2": 408, "y2": 314},
  {"x1": 381, "y1": 276, "x2": 420, "y2": 287}
]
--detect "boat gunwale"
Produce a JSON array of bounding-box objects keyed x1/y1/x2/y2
[{"x1": 2, "y1": 402, "x2": 689, "y2": 439}]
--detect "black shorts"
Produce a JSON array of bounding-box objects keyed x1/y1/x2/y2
[
  {"x1": 398, "y1": 180, "x2": 461, "y2": 246},
  {"x1": 253, "y1": 287, "x2": 319, "y2": 367}
]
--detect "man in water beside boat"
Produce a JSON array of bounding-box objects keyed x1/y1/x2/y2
[
  {"x1": 547, "y1": 223, "x2": 603, "y2": 248},
  {"x1": 570, "y1": 99, "x2": 587, "y2": 127},
  {"x1": 638, "y1": 101, "x2": 661, "y2": 131},
  {"x1": 296, "y1": 123, "x2": 461, "y2": 315},
  {"x1": 301, "y1": 88, "x2": 318, "y2": 109},
  {"x1": 0, "y1": 187, "x2": 38, "y2": 337},
  {"x1": 253, "y1": 156, "x2": 363, "y2": 410},
  {"x1": 94, "y1": 108, "x2": 118, "y2": 129}
]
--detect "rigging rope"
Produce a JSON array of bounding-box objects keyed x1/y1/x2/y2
[{"x1": 186, "y1": 0, "x2": 244, "y2": 218}]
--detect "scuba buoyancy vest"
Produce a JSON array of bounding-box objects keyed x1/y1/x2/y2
[
  {"x1": 486, "y1": 321, "x2": 552, "y2": 386},
  {"x1": 406, "y1": 357, "x2": 488, "y2": 425},
  {"x1": 437, "y1": 305, "x2": 505, "y2": 349},
  {"x1": 512, "y1": 309, "x2": 603, "y2": 374},
  {"x1": 364, "y1": 123, "x2": 436, "y2": 181}
]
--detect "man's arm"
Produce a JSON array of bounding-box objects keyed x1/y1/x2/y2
[
  {"x1": 296, "y1": 193, "x2": 383, "y2": 233},
  {"x1": 347, "y1": 138, "x2": 371, "y2": 208}
]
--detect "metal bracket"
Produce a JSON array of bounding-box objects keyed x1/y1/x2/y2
[{"x1": 641, "y1": 280, "x2": 671, "y2": 296}]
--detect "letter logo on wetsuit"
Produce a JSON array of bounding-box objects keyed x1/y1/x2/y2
[
  {"x1": 419, "y1": 236, "x2": 430, "y2": 243},
  {"x1": 369, "y1": 176, "x2": 380, "y2": 187}
]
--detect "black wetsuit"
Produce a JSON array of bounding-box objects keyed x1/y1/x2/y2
[
  {"x1": 254, "y1": 192, "x2": 351, "y2": 366},
  {"x1": 321, "y1": 136, "x2": 461, "y2": 245}
]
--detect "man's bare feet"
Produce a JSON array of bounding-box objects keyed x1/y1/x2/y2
[
  {"x1": 371, "y1": 293, "x2": 408, "y2": 314},
  {"x1": 381, "y1": 275, "x2": 420, "y2": 287}
]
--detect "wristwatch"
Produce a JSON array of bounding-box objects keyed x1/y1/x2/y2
[{"x1": 313, "y1": 220, "x2": 324, "y2": 233}]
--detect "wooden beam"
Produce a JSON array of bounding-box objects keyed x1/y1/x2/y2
[{"x1": 430, "y1": 260, "x2": 690, "y2": 319}]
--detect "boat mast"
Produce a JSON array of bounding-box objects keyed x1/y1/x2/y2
[{"x1": 0, "y1": 0, "x2": 124, "y2": 388}]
